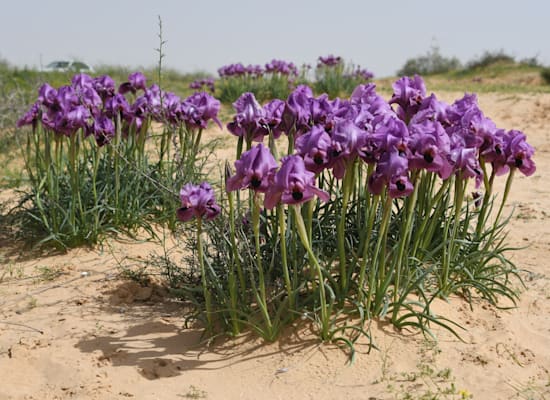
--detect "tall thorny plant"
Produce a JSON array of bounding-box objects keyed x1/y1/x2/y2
[{"x1": 176, "y1": 75, "x2": 535, "y2": 347}]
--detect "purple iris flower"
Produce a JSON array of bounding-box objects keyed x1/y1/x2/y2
[
  {"x1": 447, "y1": 93, "x2": 479, "y2": 125},
  {"x1": 17, "y1": 102, "x2": 41, "y2": 128},
  {"x1": 218, "y1": 63, "x2": 246, "y2": 77},
  {"x1": 143, "y1": 84, "x2": 162, "y2": 121},
  {"x1": 281, "y1": 85, "x2": 313, "y2": 134},
  {"x1": 480, "y1": 128, "x2": 506, "y2": 172},
  {"x1": 162, "y1": 92, "x2": 183, "y2": 124},
  {"x1": 56, "y1": 86, "x2": 80, "y2": 112},
  {"x1": 415, "y1": 94, "x2": 450, "y2": 127},
  {"x1": 54, "y1": 105, "x2": 91, "y2": 137},
  {"x1": 227, "y1": 92, "x2": 265, "y2": 141},
  {"x1": 504, "y1": 130, "x2": 536, "y2": 176},
  {"x1": 38, "y1": 83, "x2": 58, "y2": 108},
  {"x1": 119, "y1": 72, "x2": 147, "y2": 94},
  {"x1": 295, "y1": 125, "x2": 332, "y2": 174},
  {"x1": 317, "y1": 55, "x2": 342, "y2": 67},
  {"x1": 89, "y1": 115, "x2": 115, "y2": 146},
  {"x1": 104, "y1": 94, "x2": 130, "y2": 119},
  {"x1": 226, "y1": 143, "x2": 278, "y2": 193},
  {"x1": 408, "y1": 119, "x2": 453, "y2": 179},
  {"x1": 127, "y1": 96, "x2": 148, "y2": 131},
  {"x1": 259, "y1": 99, "x2": 285, "y2": 138},
  {"x1": 93, "y1": 75, "x2": 116, "y2": 100},
  {"x1": 181, "y1": 92, "x2": 222, "y2": 130},
  {"x1": 264, "y1": 155, "x2": 330, "y2": 209},
  {"x1": 329, "y1": 120, "x2": 367, "y2": 179},
  {"x1": 350, "y1": 84, "x2": 391, "y2": 117},
  {"x1": 189, "y1": 78, "x2": 215, "y2": 93},
  {"x1": 368, "y1": 150, "x2": 414, "y2": 198},
  {"x1": 449, "y1": 146, "x2": 483, "y2": 186},
  {"x1": 265, "y1": 59, "x2": 299, "y2": 76},
  {"x1": 456, "y1": 107, "x2": 497, "y2": 149},
  {"x1": 129, "y1": 72, "x2": 147, "y2": 90},
  {"x1": 310, "y1": 94, "x2": 336, "y2": 130},
  {"x1": 71, "y1": 73, "x2": 94, "y2": 90},
  {"x1": 79, "y1": 87, "x2": 103, "y2": 117},
  {"x1": 389, "y1": 75, "x2": 426, "y2": 122},
  {"x1": 353, "y1": 68, "x2": 374, "y2": 81},
  {"x1": 177, "y1": 182, "x2": 221, "y2": 222}
]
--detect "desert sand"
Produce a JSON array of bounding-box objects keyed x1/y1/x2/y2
[{"x1": 1, "y1": 92, "x2": 549, "y2": 400}]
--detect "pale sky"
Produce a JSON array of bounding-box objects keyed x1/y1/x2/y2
[{"x1": 1, "y1": 0, "x2": 548, "y2": 77}]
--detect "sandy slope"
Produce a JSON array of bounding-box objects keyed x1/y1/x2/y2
[{"x1": 0, "y1": 92, "x2": 549, "y2": 400}]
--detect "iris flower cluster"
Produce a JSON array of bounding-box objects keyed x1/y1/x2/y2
[
  {"x1": 177, "y1": 75, "x2": 536, "y2": 342},
  {"x1": 18, "y1": 72, "x2": 221, "y2": 145},
  {"x1": 189, "y1": 77, "x2": 216, "y2": 93},
  {"x1": 222, "y1": 76, "x2": 535, "y2": 210}
]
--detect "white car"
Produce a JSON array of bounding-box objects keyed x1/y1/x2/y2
[{"x1": 43, "y1": 60, "x2": 95, "y2": 73}]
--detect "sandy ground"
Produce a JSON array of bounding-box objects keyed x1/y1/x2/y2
[{"x1": 1, "y1": 92, "x2": 549, "y2": 400}]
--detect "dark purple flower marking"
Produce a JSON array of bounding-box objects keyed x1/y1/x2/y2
[
  {"x1": 177, "y1": 182, "x2": 221, "y2": 222},
  {"x1": 227, "y1": 92, "x2": 265, "y2": 141},
  {"x1": 329, "y1": 120, "x2": 367, "y2": 179},
  {"x1": 259, "y1": 99, "x2": 285, "y2": 138},
  {"x1": 449, "y1": 146, "x2": 483, "y2": 187},
  {"x1": 226, "y1": 143, "x2": 278, "y2": 193},
  {"x1": 89, "y1": 115, "x2": 115, "y2": 146},
  {"x1": 104, "y1": 94, "x2": 130, "y2": 119},
  {"x1": 119, "y1": 72, "x2": 147, "y2": 95},
  {"x1": 17, "y1": 101, "x2": 41, "y2": 128},
  {"x1": 408, "y1": 119, "x2": 453, "y2": 179},
  {"x1": 504, "y1": 129, "x2": 536, "y2": 176},
  {"x1": 295, "y1": 125, "x2": 332, "y2": 174},
  {"x1": 93, "y1": 75, "x2": 116, "y2": 100},
  {"x1": 264, "y1": 155, "x2": 330, "y2": 209},
  {"x1": 368, "y1": 150, "x2": 414, "y2": 198},
  {"x1": 181, "y1": 92, "x2": 222, "y2": 130},
  {"x1": 389, "y1": 75, "x2": 426, "y2": 122}
]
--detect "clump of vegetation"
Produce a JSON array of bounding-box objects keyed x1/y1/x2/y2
[
  {"x1": 164, "y1": 77, "x2": 534, "y2": 352},
  {"x1": 397, "y1": 45, "x2": 461, "y2": 76},
  {"x1": 465, "y1": 50, "x2": 516, "y2": 70},
  {"x1": 540, "y1": 67, "x2": 550, "y2": 85}
]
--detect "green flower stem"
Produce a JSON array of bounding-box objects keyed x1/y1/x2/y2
[
  {"x1": 494, "y1": 168, "x2": 515, "y2": 228},
  {"x1": 305, "y1": 199, "x2": 314, "y2": 246},
  {"x1": 411, "y1": 177, "x2": 450, "y2": 257},
  {"x1": 287, "y1": 127, "x2": 295, "y2": 155},
  {"x1": 293, "y1": 206, "x2": 330, "y2": 340},
  {"x1": 358, "y1": 164, "x2": 374, "y2": 256},
  {"x1": 338, "y1": 163, "x2": 355, "y2": 292},
  {"x1": 197, "y1": 218, "x2": 213, "y2": 332},
  {"x1": 92, "y1": 144, "x2": 101, "y2": 235},
  {"x1": 192, "y1": 128, "x2": 203, "y2": 160},
  {"x1": 278, "y1": 204, "x2": 294, "y2": 310},
  {"x1": 475, "y1": 163, "x2": 496, "y2": 238},
  {"x1": 227, "y1": 188, "x2": 244, "y2": 336},
  {"x1": 252, "y1": 193, "x2": 273, "y2": 335},
  {"x1": 391, "y1": 175, "x2": 419, "y2": 321},
  {"x1": 268, "y1": 129, "x2": 279, "y2": 161},
  {"x1": 367, "y1": 194, "x2": 392, "y2": 317},
  {"x1": 114, "y1": 113, "x2": 122, "y2": 224},
  {"x1": 228, "y1": 189, "x2": 246, "y2": 297},
  {"x1": 357, "y1": 194, "x2": 380, "y2": 302},
  {"x1": 68, "y1": 133, "x2": 80, "y2": 233},
  {"x1": 442, "y1": 174, "x2": 465, "y2": 293}
]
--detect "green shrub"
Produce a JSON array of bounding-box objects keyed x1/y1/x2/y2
[
  {"x1": 540, "y1": 67, "x2": 550, "y2": 85},
  {"x1": 465, "y1": 50, "x2": 515, "y2": 70},
  {"x1": 397, "y1": 46, "x2": 461, "y2": 76}
]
